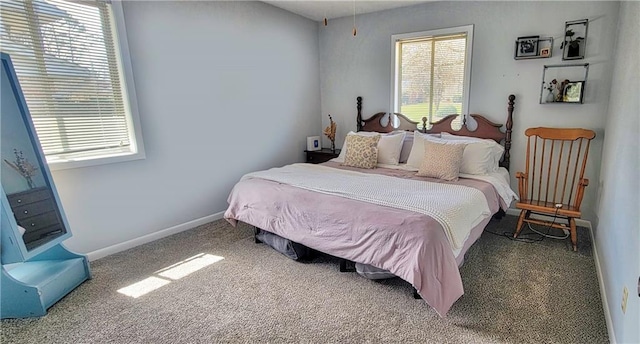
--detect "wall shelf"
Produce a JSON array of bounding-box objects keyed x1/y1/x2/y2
[{"x1": 540, "y1": 63, "x2": 589, "y2": 104}]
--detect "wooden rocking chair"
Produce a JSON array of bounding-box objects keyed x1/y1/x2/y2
[{"x1": 514, "y1": 127, "x2": 596, "y2": 251}]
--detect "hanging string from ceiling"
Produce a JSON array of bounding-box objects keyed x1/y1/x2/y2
[{"x1": 352, "y1": 0, "x2": 357, "y2": 36}]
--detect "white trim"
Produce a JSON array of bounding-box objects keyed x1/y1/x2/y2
[
  {"x1": 590, "y1": 228, "x2": 616, "y2": 343},
  {"x1": 86, "y1": 211, "x2": 225, "y2": 261},
  {"x1": 505, "y1": 208, "x2": 591, "y2": 230},
  {"x1": 390, "y1": 25, "x2": 474, "y2": 118},
  {"x1": 47, "y1": 0, "x2": 145, "y2": 171}
]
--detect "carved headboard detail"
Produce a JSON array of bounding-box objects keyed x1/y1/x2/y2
[{"x1": 356, "y1": 95, "x2": 515, "y2": 169}]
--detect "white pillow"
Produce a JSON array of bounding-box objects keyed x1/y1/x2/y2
[
  {"x1": 406, "y1": 133, "x2": 502, "y2": 175},
  {"x1": 439, "y1": 133, "x2": 504, "y2": 174},
  {"x1": 335, "y1": 131, "x2": 406, "y2": 165},
  {"x1": 406, "y1": 131, "x2": 443, "y2": 169},
  {"x1": 394, "y1": 131, "x2": 413, "y2": 163},
  {"x1": 377, "y1": 131, "x2": 406, "y2": 165}
]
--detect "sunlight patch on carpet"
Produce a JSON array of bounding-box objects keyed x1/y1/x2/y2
[
  {"x1": 117, "y1": 276, "x2": 170, "y2": 298},
  {"x1": 157, "y1": 254, "x2": 225, "y2": 280},
  {"x1": 117, "y1": 253, "x2": 224, "y2": 298}
]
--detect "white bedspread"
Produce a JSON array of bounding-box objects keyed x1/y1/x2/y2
[{"x1": 242, "y1": 163, "x2": 491, "y2": 252}]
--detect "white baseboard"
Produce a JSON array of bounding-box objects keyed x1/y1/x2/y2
[
  {"x1": 590, "y1": 229, "x2": 616, "y2": 343},
  {"x1": 86, "y1": 211, "x2": 225, "y2": 261},
  {"x1": 504, "y1": 208, "x2": 591, "y2": 230}
]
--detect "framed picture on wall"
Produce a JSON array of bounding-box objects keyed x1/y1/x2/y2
[
  {"x1": 515, "y1": 36, "x2": 539, "y2": 57},
  {"x1": 563, "y1": 81, "x2": 584, "y2": 103},
  {"x1": 562, "y1": 19, "x2": 588, "y2": 60},
  {"x1": 540, "y1": 47, "x2": 551, "y2": 57}
]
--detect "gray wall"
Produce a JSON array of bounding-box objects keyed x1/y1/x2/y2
[
  {"x1": 319, "y1": 1, "x2": 620, "y2": 222},
  {"x1": 595, "y1": 2, "x2": 640, "y2": 343},
  {"x1": 52, "y1": 1, "x2": 320, "y2": 253},
  {"x1": 319, "y1": 1, "x2": 635, "y2": 340}
]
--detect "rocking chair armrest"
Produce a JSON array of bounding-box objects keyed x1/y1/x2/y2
[{"x1": 574, "y1": 178, "x2": 590, "y2": 209}]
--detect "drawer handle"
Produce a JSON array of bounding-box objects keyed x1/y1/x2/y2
[
  {"x1": 17, "y1": 199, "x2": 22, "y2": 203},
  {"x1": 30, "y1": 223, "x2": 36, "y2": 227},
  {"x1": 23, "y1": 210, "x2": 28, "y2": 214}
]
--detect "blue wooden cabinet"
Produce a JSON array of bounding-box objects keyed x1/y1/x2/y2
[{"x1": 1, "y1": 53, "x2": 91, "y2": 318}]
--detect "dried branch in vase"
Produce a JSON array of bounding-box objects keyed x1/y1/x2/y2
[
  {"x1": 4, "y1": 149, "x2": 38, "y2": 189},
  {"x1": 323, "y1": 114, "x2": 337, "y2": 152}
]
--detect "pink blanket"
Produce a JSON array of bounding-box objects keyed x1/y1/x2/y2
[{"x1": 224, "y1": 163, "x2": 501, "y2": 316}]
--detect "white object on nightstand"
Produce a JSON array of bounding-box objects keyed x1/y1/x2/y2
[{"x1": 306, "y1": 136, "x2": 321, "y2": 151}]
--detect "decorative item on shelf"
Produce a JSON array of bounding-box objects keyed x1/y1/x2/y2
[
  {"x1": 539, "y1": 64, "x2": 589, "y2": 104},
  {"x1": 323, "y1": 114, "x2": 337, "y2": 152},
  {"x1": 556, "y1": 79, "x2": 571, "y2": 102},
  {"x1": 4, "y1": 149, "x2": 38, "y2": 189},
  {"x1": 561, "y1": 19, "x2": 588, "y2": 60},
  {"x1": 514, "y1": 36, "x2": 553, "y2": 59},
  {"x1": 544, "y1": 80, "x2": 557, "y2": 103}
]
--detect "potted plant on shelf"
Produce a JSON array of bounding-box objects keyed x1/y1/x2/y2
[{"x1": 561, "y1": 29, "x2": 584, "y2": 58}]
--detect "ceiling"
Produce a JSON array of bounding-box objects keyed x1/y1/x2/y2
[{"x1": 262, "y1": 1, "x2": 432, "y2": 22}]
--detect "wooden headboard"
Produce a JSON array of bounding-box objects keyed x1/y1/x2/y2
[{"x1": 356, "y1": 95, "x2": 515, "y2": 169}]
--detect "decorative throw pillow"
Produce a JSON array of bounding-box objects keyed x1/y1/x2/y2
[
  {"x1": 342, "y1": 134, "x2": 381, "y2": 169},
  {"x1": 335, "y1": 131, "x2": 404, "y2": 165},
  {"x1": 416, "y1": 140, "x2": 465, "y2": 181}
]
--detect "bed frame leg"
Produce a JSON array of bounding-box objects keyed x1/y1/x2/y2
[
  {"x1": 339, "y1": 259, "x2": 355, "y2": 272},
  {"x1": 493, "y1": 209, "x2": 505, "y2": 220},
  {"x1": 253, "y1": 226, "x2": 261, "y2": 244},
  {"x1": 413, "y1": 288, "x2": 422, "y2": 299}
]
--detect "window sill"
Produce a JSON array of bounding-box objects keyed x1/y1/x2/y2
[{"x1": 46, "y1": 150, "x2": 145, "y2": 171}]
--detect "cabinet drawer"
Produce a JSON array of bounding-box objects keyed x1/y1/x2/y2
[
  {"x1": 12, "y1": 199, "x2": 56, "y2": 221},
  {"x1": 305, "y1": 150, "x2": 340, "y2": 164},
  {"x1": 7, "y1": 188, "x2": 51, "y2": 208},
  {"x1": 23, "y1": 224, "x2": 65, "y2": 247},
  {"x1": 16, "y1": 211, "x2": 60, "y2": 233}
]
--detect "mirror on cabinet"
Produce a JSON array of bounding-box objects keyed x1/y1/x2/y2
[
  {"x1": 0, "y1": 53, "x2": 69, "y2": 257},
  {"x1": 1, "y1": 52, "x2": 90, "y2": 319}
]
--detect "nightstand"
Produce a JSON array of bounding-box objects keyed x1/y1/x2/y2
[{"x1": 305, "y1": 148, "x2": 340, "y2": 164}]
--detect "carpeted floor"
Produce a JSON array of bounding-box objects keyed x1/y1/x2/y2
[{"x1": 1, "y1": 215, "x2": 608, "y2": 343}]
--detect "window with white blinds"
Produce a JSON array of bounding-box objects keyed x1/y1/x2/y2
[
  {"x1": 392, "y1": 26, "x2": 473, "y2": 130},
  {"x1": 0, "y1": 0, "x2": 142, "y2": 167}
]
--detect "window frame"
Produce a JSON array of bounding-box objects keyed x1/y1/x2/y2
[
  {"x1": 11, "y1": 0, "x2": 145, "y2": 171},
  {"x1": 390, "y1": 25, "x2": 474, "y2": 127}
]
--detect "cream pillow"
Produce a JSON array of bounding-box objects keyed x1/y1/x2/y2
[
  {"x1": 405, "y1": 131, "x2": 442, "y2": 169},
  {"x1": 416, "y1": 140, "x2": 465, "y2": 181},
  {"x1": 336, "y1": 131, "x2": 405, "y2": 165},
  {"x1": 342, "y1": 134, "x2": 380, "y2": 169},
  {"x1": 377, "y1": 131, "x2": 405, "y2": 165}
]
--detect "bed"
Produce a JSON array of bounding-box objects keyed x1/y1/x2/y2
[{"x1": 225, "y1": 95, "x2": 517, "y2": 317}]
